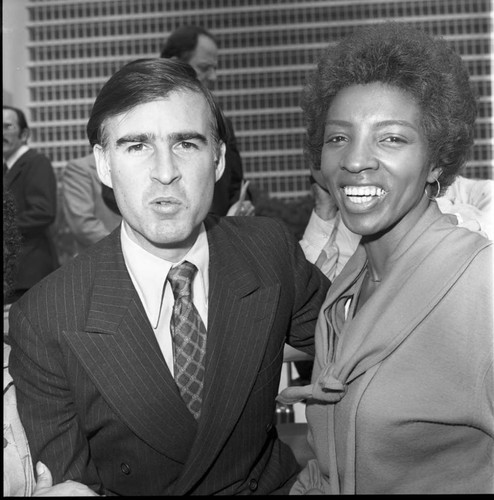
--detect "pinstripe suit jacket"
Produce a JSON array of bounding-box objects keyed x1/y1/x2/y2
[{"x1": 9, "y1": 215, "x2": 329, "y2": 496}]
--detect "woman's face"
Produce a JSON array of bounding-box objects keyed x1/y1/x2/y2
[{"x1": 320, "y1": 82, "x2": 437, "y2": 239}]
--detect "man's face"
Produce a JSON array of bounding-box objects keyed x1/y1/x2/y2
[
  {"x1": 187, "y1": 34, "x2": 219, "y2": 88},
  {"x1": 3, "y1": 108, "x2": 28, "y2": 160},
  {"x1": 94, "y1": 90, "x2": 225, "y2": 262}
]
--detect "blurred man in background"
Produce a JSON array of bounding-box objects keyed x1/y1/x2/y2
[
  {"x1": 3, "y1": 105, "x2": 59, "y2": 304},
  {"x1": 62, "y1": 151, "x2": 121, "y2": 256},
  {"x1": 161, "y1": 25, "x2": 254, "y2": 216}
]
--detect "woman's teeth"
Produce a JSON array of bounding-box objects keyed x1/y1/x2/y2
[{"x1": 343, "y1": 186, "x2": 386, "y2": 204}]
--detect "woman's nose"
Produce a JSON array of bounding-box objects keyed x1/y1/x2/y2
[{"x1": 341, "y1": 139, "x2": 379, "y2": 172}]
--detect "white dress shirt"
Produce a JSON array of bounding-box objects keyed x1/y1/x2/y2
[
  {"x1": 120, "y1": 220, "x2": 209, "y2": 375},
  {"x1": 299, "y1": 210, "x2": 360, "y2": 282},
  {"x1": 436, "y1": 176, "x2": 494, "y2": 240}
]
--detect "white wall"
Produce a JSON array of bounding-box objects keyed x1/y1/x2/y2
[{"x1": 3, "y1": 0, "x2": 29, "y2": 114}]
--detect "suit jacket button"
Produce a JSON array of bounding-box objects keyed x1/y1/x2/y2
[
  {"x1": 265, "y1": 422, "x2": 273, "y2": 433},
  {"x1": 249, "y1": 478, "x2": 258, "y2": 491},
  {"x1": 120, "y1": 463, "x2": 131, "y2": 475}
]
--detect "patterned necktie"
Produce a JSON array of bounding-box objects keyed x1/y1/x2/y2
[{"x1": 167, "y1": 261, "x2": 206, "y2": 419}]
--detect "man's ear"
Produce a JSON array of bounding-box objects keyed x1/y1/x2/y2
[
  {"x1": 20, "y1": 128, "x2": 30, "y2": 145},
  {"x1": 214, "y1": 142, "x2": 226, "y2": 182},
  {"x1": 93, "y1": 145, "x2": 113, "y2": 188}
]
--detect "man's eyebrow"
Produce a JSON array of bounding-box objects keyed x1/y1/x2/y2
[
  {"x1": 115, "y1": 133, "x2": 153, "y2": 147},
  {"x1": 324, "y1": 119, "x2": 351, "y2": 127},
  {"x1": 169, "y1": 131, "x2": 209, "y2": 144},
  {"x1": 114, "y1": 131, "x2": 209, "y2": 147}
]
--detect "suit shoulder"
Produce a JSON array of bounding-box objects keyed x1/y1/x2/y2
[
  {"x1": 65, "y1": 153, "x2": 95, "y2": 170},
  {"x1": 17, "y1": 150, "x2": 55, "y2": 175},
  {"x1": 16, "y1": 234, "x2": 114, "y2": 306},
  {"x1": 23, "y1": 148, "x2": 53, "y2": 164},
  {"x1": 217, "y1": 215, "x2": 293, "y2": 241}
]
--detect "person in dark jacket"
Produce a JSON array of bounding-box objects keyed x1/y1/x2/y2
[
  {"x1": 9, "y1": 58, "x2": 329, "y2": 496},
  {"x1": 3, "y1": 105, "x2": 59, "y2": 303}
]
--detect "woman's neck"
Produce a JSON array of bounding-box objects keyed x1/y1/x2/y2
[
  {"x1": 362, "y1": 194, "x2": 432, "y2": 282},
  {"x1": 362, "y1": 244, "x2": 386, "y2": 283}
]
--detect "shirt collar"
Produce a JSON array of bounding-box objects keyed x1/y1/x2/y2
[
  {"x1": 120, "y1": 220, "x2": 209, "y2": 328},
  {"x1": 5, "y1": 145, "x2": 29, "y2": 170}
]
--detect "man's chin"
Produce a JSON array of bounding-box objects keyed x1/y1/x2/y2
[{"x1": 152, "y1": 224, "x2": 201, "y2": 248}]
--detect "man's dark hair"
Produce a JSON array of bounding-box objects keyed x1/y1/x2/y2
[
  {"x1": 86, "y1": 58, "x2": 227, "y2": 149},
  {"x1": 3, "y1": 105, "x2": 29, "y2": 132},
  {"x1": 160, "y1": 25, "x2": 217, "y2": 61}
]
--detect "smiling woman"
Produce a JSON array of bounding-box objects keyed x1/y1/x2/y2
[
  {"x1": 278, "y1": 22, "x2": 493, "y2": 494},
  {"x1": 320, "y1": 82, "x2": 433, "y2": 256}
]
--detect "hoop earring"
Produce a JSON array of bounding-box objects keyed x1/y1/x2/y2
[{"x1": 426, "y1": 178, "x2": 441, "y2": 200}]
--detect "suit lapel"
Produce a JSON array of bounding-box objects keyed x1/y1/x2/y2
[
  {"x1": 174, "y1": 218, "x2": 282, "y2": 493},
  {"x1": 62, "y1": 231, "x2": 196, "y2": 463},
  {"x1": 4, "y1": 150, "x2": 32, "y2": 189}
]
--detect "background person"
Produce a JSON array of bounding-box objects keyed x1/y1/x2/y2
[
  {"x1": 3, "y1": 105, "x2": 59, "y2": 304},
  {"x1": 278, "y1": 22, "x2": 493, "y2": 494},
  {"x1": 160, "y1": 25, "x2": 254, "y2": 217},
  {"x1": 9, "y1": 58, "x2": 329, "y2": 496},
  {"x1": 62, "y1": 151, "x2": 122, "y2": 255}
]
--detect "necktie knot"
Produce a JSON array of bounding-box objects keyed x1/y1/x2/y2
[{"x1": 167, "y1": 261, "x2": 197, "y2": 300}]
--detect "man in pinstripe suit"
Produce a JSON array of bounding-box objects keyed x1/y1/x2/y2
[{"x1": 9, "y1": 58, "x2": 329, "y2": 495}]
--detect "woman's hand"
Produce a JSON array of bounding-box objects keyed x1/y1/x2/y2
[
  {"x1": 310, "y1": 177, "x2": 338, "y2": 221},
  {"x1": 227, "y1": 199, "x2": 255, "y2": 216}
]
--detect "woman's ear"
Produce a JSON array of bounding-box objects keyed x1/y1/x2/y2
[
  {"x1": 426, "y1": 165, "x2": 442, "y2": 184},
  {"x1": 93, "y1": 145, "x2": 113, "y2": 188}
]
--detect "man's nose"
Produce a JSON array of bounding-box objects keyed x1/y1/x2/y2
[
  {"x1": 208, "y1": 68, "x2": 218, "y2": 82},
  {"x1": 150, "y1": 148, "x2": 180, "y2": 184}
]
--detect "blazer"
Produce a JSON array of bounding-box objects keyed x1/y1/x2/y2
[
  {"x1": 62, "y1": 152, "x2": 121, "y2": 252},
  {"x1": 9, "y1": 215, "x2": 330, "y2": 496},
  {"x1": 290, "y1": 203, "x2": 493, "y2": 494},
  {"x1": 4, "y1": 148, "x2": 59, "y2": 298}
]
